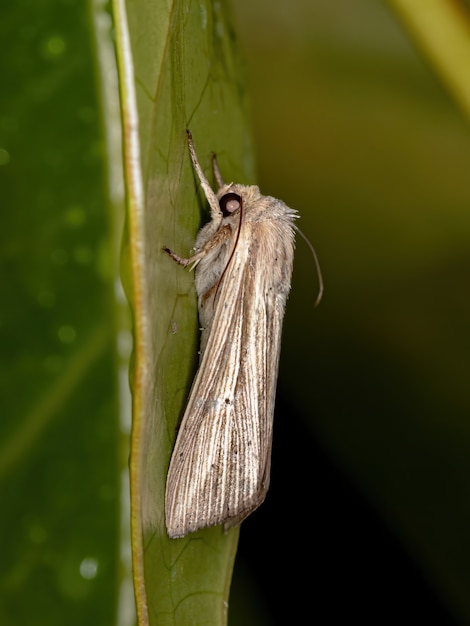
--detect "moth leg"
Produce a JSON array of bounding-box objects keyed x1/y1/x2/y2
[
  {"x1": 211, "y1": 152, "x2": 225, "y2": 189},
  {"x1": 163, "y1": 246, "x2": 205, "y2": 268},
  {"x1": 186, "y1": 130, "x2": 221, "y2": 220},
  {"x1": 164, "y1": 224, "x2": 231, "y2": 269}
]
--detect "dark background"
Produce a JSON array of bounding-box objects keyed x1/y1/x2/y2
[{"x1": 229, "y1": 0, "x2": 470, "y2": 623}]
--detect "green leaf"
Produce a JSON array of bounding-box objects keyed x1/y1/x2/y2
[
  {"x1": 0, "y1": 0, "x2": 123, "y2": 623},
  {"x1": 112, "y1": 0, "x2": 254, "y2": 624}
]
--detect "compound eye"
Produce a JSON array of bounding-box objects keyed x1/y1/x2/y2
[{"x1": 219, "y1": 192, "x2": 242, "y2": 217}]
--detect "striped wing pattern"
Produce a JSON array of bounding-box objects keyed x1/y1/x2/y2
[{"x1": 165, "y1": 219, "x2": 293, "y2": 538}]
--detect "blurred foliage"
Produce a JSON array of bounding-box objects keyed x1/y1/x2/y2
[{"x1": 0, "y1": 0, "x2": 120, "y2": 625}]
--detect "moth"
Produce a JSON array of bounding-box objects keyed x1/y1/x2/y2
[{"x1": 164, "y1": 130, "x2": 298, "y2": 539}]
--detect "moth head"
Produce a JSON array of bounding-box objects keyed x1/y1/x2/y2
[{"x1": 219, "y1": 191, "x2": 242, "y2": 217}]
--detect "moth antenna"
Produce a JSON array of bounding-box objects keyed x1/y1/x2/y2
[
  {"x1": 213, "y1": 198, "x2": 244, "y2": 306},
  {"x1": 294, "y1": 225, "x2": 324, "y2": 307},
  {"x1": 186, "y1": 130, "x2": 221, "y2": 219},
  {"x1": 212, "y1": 152, "x2": 225, "y2": 189}
]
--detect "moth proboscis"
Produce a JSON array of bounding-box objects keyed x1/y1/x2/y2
[{"x1": 164, "y1": 130, "x2": 304, "y2": 539}]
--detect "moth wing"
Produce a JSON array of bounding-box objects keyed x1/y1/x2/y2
[{"x1": 165, "y1": 221, "x2": 293, "y2": 538}]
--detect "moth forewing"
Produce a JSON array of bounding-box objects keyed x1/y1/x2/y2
[{"x1": 164, "y1": 133, "x2": 297, "y2": 539}]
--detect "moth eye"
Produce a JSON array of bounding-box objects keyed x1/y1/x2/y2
[{"x1": 219, "y1": 192, "x2": 242, "y2": 217}]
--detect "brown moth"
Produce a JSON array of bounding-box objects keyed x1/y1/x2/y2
[{"x1": 164, "y1": 131, "x2": 297, "y2": 538}]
